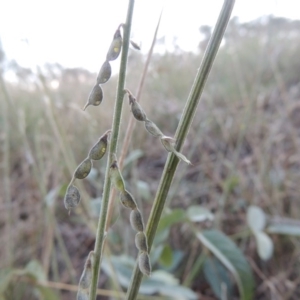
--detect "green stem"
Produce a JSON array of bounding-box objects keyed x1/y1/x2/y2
[
  {"x1": 89, "y1": 1, "x2": 135, "y2": 299},
  {"x1": 125, "y1": 1, "x2": 235, "y2": 299}
]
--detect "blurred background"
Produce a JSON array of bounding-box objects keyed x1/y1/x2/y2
[{"x1": 1, "y1": 0, "x2": 300, "y2": 299}]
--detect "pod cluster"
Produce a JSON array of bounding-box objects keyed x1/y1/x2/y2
[
  {"x1": 109, "y1": 158, "x2": 151, "y2": 276},
  {"x1": 77, "y1": 251, "x2": 94, "y2": 300},
  {"x1": 83, "y1": 25, "x2": 123, "y2": 111},
  {"x1": 64, "y1": 130, "x2": 111, "y2": 214},
  {"x1": 124, "y1": 89, "x2": 192, "y2": 165}
]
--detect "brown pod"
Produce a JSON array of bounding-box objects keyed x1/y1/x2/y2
[
  {"x1": 135, "y1": 232, "x2": 148, "y2": 252},
  {"x1": 88, "y1": 131, "x2": 110, "y2": 160},
  {"x1": 96, "y1": 60, "x2": 112, "y2": 84},
  {"x1": 144, "y1": 119, "x2": 164, "y2": 137},
  {"x1": 138, "y1": 252, "x2": 151, "y2": 276},
  {"x1": 83, "y1": 84, "x2": 103, "y2": 110},
  {"x1": 74, "y1": 158, "x2": 92, "y2": 179},
  {"x1": 119, "y1": 190, "x2": 137, "y2": 209},
  {"x1": 64, "y1": 184, "x2": 81, "y2": 210},
  {"x1": 129, "y1": 94, "x2": 147, "y2": 121},
  {"x1": 130, "y1": 208, "x2": 144, "y2": 232},
  {"x1": 106, "y1": 29, "x2": 122, "y2": 61}
]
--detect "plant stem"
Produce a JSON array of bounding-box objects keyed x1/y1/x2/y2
[
  {"x1": 89, "y1": 1, "x2": 135, "y2": 299},
  {"x1": 125, "y1": 1, "x2": 235, "y2": 299}
]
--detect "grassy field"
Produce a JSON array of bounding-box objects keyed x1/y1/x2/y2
[{"x1": 1, "y1": 16, "x2": 300, "y2": 299}]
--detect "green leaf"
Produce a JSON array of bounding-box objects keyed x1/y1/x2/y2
[
  {"x1": 24, "y1": 260, "x2": 46, "y2": 282},
  {"x1": 247, "y1": 206, "x2": 266, "y2": 232},
  {"x1": 159, "y1": 244, "x2": 173, "y2": 267},
  {"x1": 203, "y1": 256, "x2": 233, "y2": 299},
  {"x1": 266, "y1": 223, "x2": 300, "y2": 236},
  {"x1": 196, "y1": 229, "x2": 254, "y2": 300},
  {"x1": 136, "y1": 180, "x2": 151, "y2": 201},
  {"x1": 187, "y1": 205, "x2": 214, "y2": 222},
  {"x1": 157, "y1": 209, "x2": 186, "y2": 233},
  {"x1": 0, "y1": 269, "x2": 13, "y2": 294},
  {"x1": 36, "y1": 286, "x2": 58, "y2": 300},
  {"x1": 253, "y1": 231, "x2": 274, "y2": 261}
]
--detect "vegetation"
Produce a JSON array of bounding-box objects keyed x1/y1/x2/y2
[{"x1": 1, "y1": 4, "x2": 300, "y2": 300}]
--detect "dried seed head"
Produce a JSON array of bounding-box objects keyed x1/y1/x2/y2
[
  {"x1": 138, "y1": 252, "x2": 151, "y2": 276},
  {"x1": 128, "y1": 94, "x2": 147, "y2": 121},
  {"x1": 135, "y1": 232, "x2": 148, "y2": 252},
  {"x1": 144, "y1": 119, "x2": 164, "y2": 137},
  {"x1": 119, "y1": 190, "x2": 137, "y2": 209},
  {"x1": 160, "y1": 137, "x2": 192, "y2": 165},
  {"x1": 74, "y1": 158, "x2": 92, "y2": 179},
  {"x1": 130, "y1": 40, "x2": 141, "y2": 50},
  {"x1": 83, "y1": 84, "x2": 103, "y2": 111},
  {"x1": 88, "y1": 130, "x2": 111, "y2": 160},
  {"x1": 106, "y1": 29, "x2": 122, "y2": 61},
  {"x1": 77, "y1": 290, "x2": 89, "y2": 300},
  {"x1": 79, "y1": 251, "x2": 94, "y2": 290},
  {"x1": 64, "y1": 184, "x2": 81, "y2": 210},
  {"x1": 109, "y1": 160, "x2": 125, "y2": 192},
  {"x1": 96, "y1": 60, "x2": 112, "y2": 84},
  {"x1": 130, "y1": 208, "x2": 144, "y2": 232}
]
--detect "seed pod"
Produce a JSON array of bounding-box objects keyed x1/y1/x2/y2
[
  {"x1": 77, "y1": 290, "x2": 89, "y2": 300},
  {"x1": 106, "y1": 29, "x2": 122, "y2": 61},
  {"x1": 88, "y1": 130, "x2": 111, "y2": 160},
  {"x1": 130, "y1": 208, "x2": 144, "y2": 232},
  {"x1": 135, "y1": 232, "x2": 148, "y2": 252},
  {"x1": 109, "y1": 160, "x2": 125, "y2": 192},
  {"x1": 83, "y1": 84, "x2": 103, "y2": 110},
  {"x1": 138, "y1": 252, "x2": 151, "y2": 276},
  {"x1": 128, "y1": 94, "x2": 147, "y2": 121},
  {"x1": 119, "y1": 190, "x2": 137, "y2": 209},
  {"x1": 130, "y1": 40, "x2": 141, "y2": 50},
  {"x1": 79, "y1": 252, "x2": 93, "y2": 289},
  {"x1": 96, "y1": 60, "x2": 112, "y2": 84},
  {"x1": 74, "y1": 158, "x2": 92, "y2": 179},
  {"x1": 144, "y1": 119, "x2": 164, "y2": 137},
  {"x1": 160, "y1": 137, "x2": 192, "y2": 165},
  {"x1": 64, "y1": 184, "x2": 81, "y2": 210}
]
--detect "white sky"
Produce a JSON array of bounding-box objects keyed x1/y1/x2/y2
[{"x1": 0, "y1": 0, "x2": 299, "y2": 72}]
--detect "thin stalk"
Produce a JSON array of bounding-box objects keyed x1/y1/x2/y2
[
  {"x1": 125, "y1": 1, "x2": 235, "y2": 299},
  {"x1": 89, "y1": 0, "x2": 135, "y2": 299}
]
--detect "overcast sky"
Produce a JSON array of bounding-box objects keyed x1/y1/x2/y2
[{"x1": 0, "y1": 0, "x2": 299, "y2": 72}]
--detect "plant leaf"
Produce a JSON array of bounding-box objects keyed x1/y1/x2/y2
[
  {"x1": 187, "y1": 205, "x2": 214, "y2": 222},
  {"x1": 24, "y1": 260, "x2": 47, "y2": 282},
  {"x1": 0, "y1": 268, "x2": 13, "y2": 294},
  {"x1": 253, "y1": 231, "x2": 274, "y2": 261},
  {"x1": 196, "y1": 229, "x2": 254, "y2": 300},
  {"x1": 159, "y1": 244, "x2": 173, "y2": 267},
  {"x1": 157, "y1": 209, "x2": 186, "y2": 233},
  {"x1": 247, "y1": 206, "x2": 266, "y2": 232},
  {"x1": 266, "y1": 223, "x2": 300, "y2": 236}
]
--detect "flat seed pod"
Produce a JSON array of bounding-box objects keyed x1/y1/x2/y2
[
  {"x1": 64, "y1": 184, "x2": 81, "y2": 210},
  {"x1": 138, "y1": 252, "x2": 151, "y2": 276},
  {"x1": 79, "y1": 253, "x2": 93, "y2": 289},
  {"x1": 128, "y1": 94, "x2": 147, "y2": 121},
  {"x1": 109, "y1": 160, "x2": 125, "y2": 192},
  {"x1": 135, "y1": 232, "x2": 148, "y2": 252},
  {"x1": 96, "y1": 60, "x2": 112, "y2": 84},
  {"x1": 77, "y1": 289, "x2": 89, "y2": 300},
  {"x1": 74, "y1": 158, "x2": 92, "y2": 179},
  {"x1": 130, "y1": 209, "x2": 144, "y2": 232},
  {"x1": 83, "y1": 84, "x2": 103, "y2": 110},
  {"x1": 144, "y1": 119, "x2": 164, "y2": 137},
  {"x1": 106, "y1": 29, "x2": 122, "y2": 61},
  {"x1": 119, "y1": 190, "x2": 137, "y2": 209},
  {"x1": 88, "y1": 131, "x2": 110, "y2": 160}
]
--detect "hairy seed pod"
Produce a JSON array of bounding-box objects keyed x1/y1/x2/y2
[
  {"x1": 138, "y1": 252, "x2": 151, "y2": 276},
  {"x1": 119, "y1": 190, "x2": 137, "y2": 209},
  {"x1": 74, "y1": 158, "x2": 92, "y2": 179},
  {"x1": 130, "y1": 40, "x2": 141, "y2": 50},
  {"x1": 109, "y1": 160, "x2": 125, "y2": 191},
  {"x1": 144, "y1": 119, "x2": 164, "y2": 137},
  {"x1": 128, "y1": 94, "x2": 147, "y2": 121},
  {"x1": 83, "y1": 84, "x2": 103, "y2": 110},
  {"x1": 77, "y1": 289, "x2": 89, "y2": 300},
  {"x1": 106, "y1": 29, "x2": 122, "y2": 61},
  {"x1": 130, "y1": 208, "x2": 144, "y2": 232},
  {"x1": 88, "y1": 130, "x2": 111, "y2": 160},
  {"x1": 96, "y1": 60, "x2": 112, "y2": 84},
  {"x1": 79, "y1": 252, "x2": 93, "y2": 289},
  {"x1": 135, "y1": 232, "x2": 148, "y2": 252},
  {"x1": 64, "y1": 184, "x2": 81, "y2": 210}
]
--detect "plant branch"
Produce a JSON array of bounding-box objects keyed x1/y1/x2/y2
[
  {"x1": 89, "y1": 0, "x2": 135, "y2": 299},
  {"x1": 125, "y1": 0, "x2": 235, "y2": 298}
]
